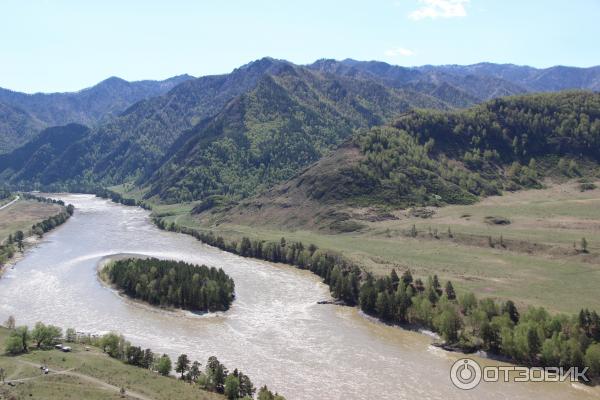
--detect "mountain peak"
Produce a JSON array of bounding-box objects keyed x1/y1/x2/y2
[
  {"x1": 97, "y1": 76, "x2": 129, "y2": 86},
  {"x1": 236, "y1": 57, "x2": 292, "y2": 73}
]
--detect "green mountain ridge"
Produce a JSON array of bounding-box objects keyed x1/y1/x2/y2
[
  {"x1": 0, "y1": 58, "x2": 452, "y2": 194},
  {"x1": 144, "y1": 63, "x2": 449, "y2": 202},
  {"x1": 36, "y1": 58, "x2": 301, "y2": 186}
]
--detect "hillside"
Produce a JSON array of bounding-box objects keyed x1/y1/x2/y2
[
  {"x1": 167, "y1": 178, "x2": 600, "y2": 314},
  {"x1": 198, "y1": 91, "x2": 600, "y2": 229},
  {"x1": 0, "y1": 102, "x2": 45, "y2": 153},
  {"x1": 0, "y1": 327, "x2": 224, "y2": 400},
  {"x1": 0, "y1": 124, "x2": 90, "y2": 185}
]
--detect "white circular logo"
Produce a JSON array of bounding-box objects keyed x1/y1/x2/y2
[{"x1": 450, "y1": 358, "x2": 482, "y2": 390}]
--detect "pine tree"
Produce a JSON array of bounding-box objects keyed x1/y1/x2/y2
[
  {"x1": 432, "y1": 275, "x2": 442, "y2": 294},
  {"x1": 401, "y1": 269, "x2": 413, "y2": 287},
  {"x1": 14, "y1": 230, "x2": 24, "y2": 252},
  {"x1": 445, "y1": 281, "x2": 456, "y2": 301},
  {"x1": 390, "y1": 269, "x2": 399, "y2": 290},
  {"x1": 502, "y1": 300, "x2": 520, "y2": 324}
]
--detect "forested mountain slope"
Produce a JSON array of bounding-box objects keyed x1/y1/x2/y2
[
  {"x1": 0, "y1": 102, "x2": 45, "y2": 153},
  {"x1": 0, "y1": 124, "x2": 90, "y2": 184},
  {"x1": 208, "y1": 91, "x2": 600, "y2": 228},
  {"x1": 144, "y1": 63, "x2": 447, "y2": 202},
  {"x1": 0, "y1": 58, "x2": 449, "y2": 192}
]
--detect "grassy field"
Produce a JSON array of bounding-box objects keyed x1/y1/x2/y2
[
  {"x1": 146, "y1": 180, "x2": 600, "y2": 314},
  {"x1": 0, "y1": 198, "x2": 63, "y2": 244},
  {"x1": 0, "y1": 327, "x2": 223, "y2": 400}
]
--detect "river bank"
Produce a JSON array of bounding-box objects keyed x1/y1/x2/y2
[
  {"x1": 0, "y1": 235, "x2": 41, "y2": 277},
  {"x1": 0, "y1": 195, "x2": 74, "y2": 277}
]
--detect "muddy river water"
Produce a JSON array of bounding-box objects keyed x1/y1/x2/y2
[{"x1": 0, "y1": 194, "x2": 597, "y2": 399}]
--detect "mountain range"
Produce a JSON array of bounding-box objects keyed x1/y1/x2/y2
[
  {"x1": 1, "y1": 58, "x2": 599, "y2": 208},
  {"x1": 0, "y1": 74, "x2": 193, "y2": 153}
]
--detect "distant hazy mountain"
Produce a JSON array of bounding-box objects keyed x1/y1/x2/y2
[
  {"x1": 311, "y1": 59, "x2": 600, "y2": 101},
  {"x1": 416, "y1": 63, "x2": 600, "y2": 92},
  {"x1": 310, "y1": 59, "x2": 529, "y2": 101},
  {"x1": 1, "y1": 58, "x2": 599, "y2": 204},
  {"x1": 0, "y1": 74, "x2": 193, "y2": 153}
]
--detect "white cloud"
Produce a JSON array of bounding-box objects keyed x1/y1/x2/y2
[
  {"x1": 408, "y1": 0, "x2": 469, "y2": 20},
  {"x1": 385, "y1": 47, "x2": 415, "y2": 57}
]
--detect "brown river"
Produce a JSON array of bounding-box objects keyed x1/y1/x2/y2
[{"x1": 0, "y1": 194, "x2": 598, "y2": 399}]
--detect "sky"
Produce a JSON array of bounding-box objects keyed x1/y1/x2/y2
[{"x1": 1, "y1": 0, "x2": 599, "y2": 93}]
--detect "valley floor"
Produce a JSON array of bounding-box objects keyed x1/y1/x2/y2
[
  {"x1": 145, "y1": 180, "x2": 600, "y2": 314},
  {"x1": 0, "y1": 197, "x2": 62, "y2": 243}
]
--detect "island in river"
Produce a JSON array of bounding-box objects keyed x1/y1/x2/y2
[{"x1": 100, "y1": 256, "x2": 235, "y2": 312}]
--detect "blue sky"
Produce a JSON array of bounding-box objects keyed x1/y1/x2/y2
[{"x1": 1, "y1": 0, "x2": 599, "y2": 93}]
